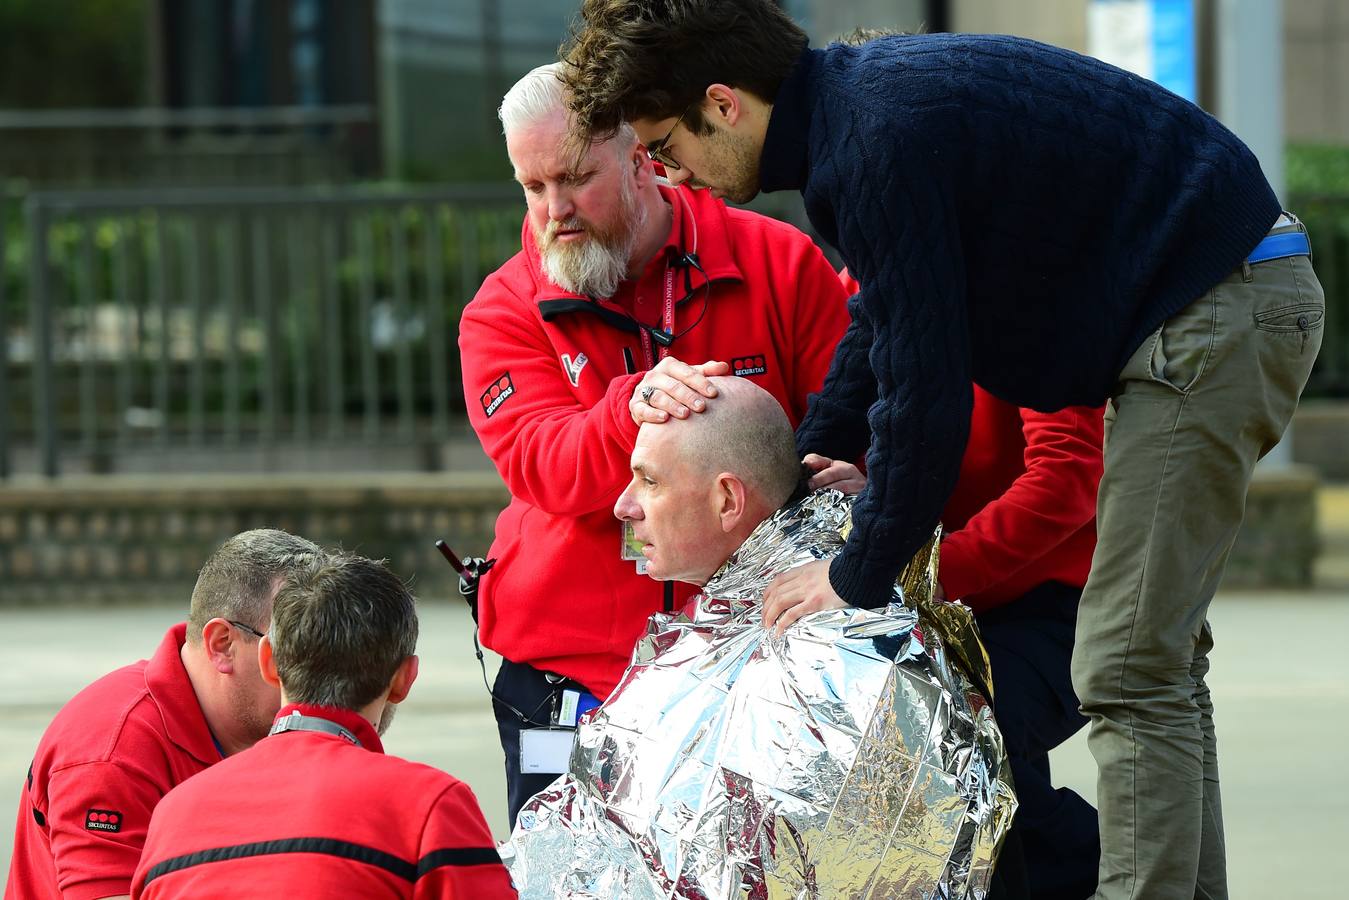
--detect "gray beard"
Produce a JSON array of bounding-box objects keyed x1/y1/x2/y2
[
  {"x1": 537, "y1": 179, "x2": 648, "y2": 298},
  {"x1": 541, "y1": 232, "x2": 631, "y2": 298}
]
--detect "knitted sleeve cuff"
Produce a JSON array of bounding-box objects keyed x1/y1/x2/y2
[{"x1": 828, "y1": 550, "x2": 895, "y2": 610}]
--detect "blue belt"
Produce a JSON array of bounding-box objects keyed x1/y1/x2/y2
[{"x1": 1247, "y1": 230, "x2": 1310, "y2": 264}]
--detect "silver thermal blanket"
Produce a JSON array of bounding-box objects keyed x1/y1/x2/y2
[{"x1": 500, "y1": 490, "x2": 1016, "y2": 898}]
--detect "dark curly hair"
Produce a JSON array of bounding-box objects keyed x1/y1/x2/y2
[{"x1": 561, "y1": 0, "x2": 807, "y2": 140}]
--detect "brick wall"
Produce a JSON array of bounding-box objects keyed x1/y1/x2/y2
[{"x1": 0, "y1": 466, "x2": 1321, "y2": 606}]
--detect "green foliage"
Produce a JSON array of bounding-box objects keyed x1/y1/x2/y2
[
  {"x1": 1286, "y1": 144, "x2": 1349, "y2": 398},
  {"x1": 1287, "y1": 143, "x2": 1349, "y2": 197}
]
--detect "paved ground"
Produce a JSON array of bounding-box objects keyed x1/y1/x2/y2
[
  {"x1": 5, "y1": 488, "x2": 1349, "y2": 895},
  {"x1": 2, "y1": 586, "x2": 1345, "y2": 897}
]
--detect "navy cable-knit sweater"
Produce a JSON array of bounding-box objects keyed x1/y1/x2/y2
[{"x1": 760, "y1": 35, "x2": 1280, "y2": 610}]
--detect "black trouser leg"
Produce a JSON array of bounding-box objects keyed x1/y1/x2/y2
[
  {"x1": 980, "y1": 582, "x2": 1100, "y2": 900},
  {"x1": 492, "y1": 658, "x2": 570, "y2": 828}
]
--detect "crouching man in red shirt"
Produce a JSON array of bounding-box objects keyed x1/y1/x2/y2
[
  {"x1": 130, "y1": 554, "x2": 515, "y2": 899},
  {"x1": 460, "y1": 62, "x2": 849, "y2": 825},
  {"x1": 6, "y1": 529, "x2": 325, "y2": 900}
]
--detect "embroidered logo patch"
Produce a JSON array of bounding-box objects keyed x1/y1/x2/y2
[
  {"x1": 480, "y1": 373, "x2": 516, "y2": 418},
  {"x1": 732, "y1": 354, "x2": 768, "y2": 377},
  {"x1": 85, "y1": 809, "x2": 123, "y2": 833},
  {"x1": 561, "y1": 352, "x2": 589, "y2": 387}
]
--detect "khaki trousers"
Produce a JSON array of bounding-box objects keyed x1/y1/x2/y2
[{"x1": 1073, "y1": 218, "x2": 1324, "y2": 900}]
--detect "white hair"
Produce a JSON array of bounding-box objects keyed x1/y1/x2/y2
[{"x1": 499, "y1": 62, "x2": 637, "y2": 147}]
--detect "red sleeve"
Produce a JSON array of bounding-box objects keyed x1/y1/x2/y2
[
  {"x1": 45, "y1": 761, "x2": 162, "y2": 900},
  {"x1": 838, "y1": 269, "x2": 860, "y2": 297},
  {"x1": 458, "y1": 273, "x2": 642, "y2": 517},
  {"x1": 783, "y1": 235, "x2": 852, "y2": 422},
  {"x1": 939, "y1": 405, "x2": 1104, "y2": 603},
  {"x1": 415, "y1": 781, "x2": 517, "y2": 899}
]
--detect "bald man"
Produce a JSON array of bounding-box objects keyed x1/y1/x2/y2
[
  {"x1": 613, "y1": 376, "x2": 802, "y2": 588},
  {"x1": 512, "y1": 376, "x2": 1010, "y2": 898}
]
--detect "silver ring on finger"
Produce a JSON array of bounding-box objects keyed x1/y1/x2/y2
[{"x1": 640, "y1": 386, "x2": 657, "y2": 404}]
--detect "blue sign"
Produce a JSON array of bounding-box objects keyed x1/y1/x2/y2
[{"x1": 1150, "y1": 0, "x2": 1196, "y2": 101}]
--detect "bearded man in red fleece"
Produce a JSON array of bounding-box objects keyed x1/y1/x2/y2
[
  {"x1": 804, "y1": 272, "x2": 1104, "y2": 900},
  {"x1": 458, "y1": 62, "x2": 849, "y2": 827}
]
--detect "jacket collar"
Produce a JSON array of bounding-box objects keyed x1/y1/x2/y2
[
  {"x1": 145, "y1": 623, "x2": 224, "y2": 767},
  {"x1": 526, "y1": 183, "x2": 743, "y2": 308},
  {"x1": 270, "y1": 703, "x2": 385, "y2": 754},
  {"x1": 760, "y1": 45, "x2": 820, "y2": 194}
]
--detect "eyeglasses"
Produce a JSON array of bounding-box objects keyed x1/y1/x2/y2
[
  {"x1": 227, "y1": 619, "x2": 266, "y2": 640},
  {"x1": 646, "y1": 102, "x2": 694, "y2": 171}
]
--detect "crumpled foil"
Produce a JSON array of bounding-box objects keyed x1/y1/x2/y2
[{"x1": 500, "y1": 490, "x2": 1016, "y2": 899}]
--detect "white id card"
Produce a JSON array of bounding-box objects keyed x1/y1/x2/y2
[{"x1": 520, "y1": 728, "x2": 575, "y2": 774}]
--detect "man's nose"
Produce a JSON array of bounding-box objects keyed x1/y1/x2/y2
[
  {"x1": 614, "y1": 483, "x2": 641, "y2": 522},
  {"x1": 547, "y1": 187, "x2": 575, "y2": 222},
  {"x1": 664, "y1": 167, "x2": 691, "y2": 187}
]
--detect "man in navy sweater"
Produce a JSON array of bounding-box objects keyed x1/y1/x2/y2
[{"x1": 561, "y1": 3, "x2": 1325, "y2": 899}]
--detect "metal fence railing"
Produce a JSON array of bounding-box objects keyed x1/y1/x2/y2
[
  {"x1": 3, "y1": 187, "x2": 1347, "y2": 479},
  {"x1": 2, "y1": 185, "x2": 525, "y2": 477}
]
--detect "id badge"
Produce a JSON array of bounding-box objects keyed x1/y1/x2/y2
[
  {"x1": 621, "y1": 521, "x2": 648, "y2": 574},
  {"x1": 520, "y1": 728, "x2": 575, "y2": 774},
  {"x1": 556, "y1": 689, "x2": 602, "y2": 728}
]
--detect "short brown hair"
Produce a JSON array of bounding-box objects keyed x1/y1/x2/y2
[
  {"x1": 187, "y1": 529, "x2": 326, "y2": 641},
  {"x1": 562, "y1": 0, "x2": 807, "y2": 139},
  {"x1": 268, "y1": 554, "x2": 418, "y2": 711}
]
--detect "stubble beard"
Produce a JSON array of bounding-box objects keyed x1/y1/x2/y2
[
  {"x1": 377, "y1": 701, "x2": 397, "y2": 736},
  {"x1": 233, "y1": 689, "x2": 277, "y2": 748},
  {"x1": 698, "y1": 126, "x2": 762, "y2": 205},
  {"x1": 536, "y1": 173, "x2": 648, "y2": 298}
]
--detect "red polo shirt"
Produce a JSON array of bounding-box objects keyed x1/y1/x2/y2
[
  {"x1": 6, "y1": 624, "x2": 219, "y2": 900},
  {"x1": 461, "y1": 184, "x2": 850, "y2": 696},
  {"x1": 131, "y1": 704, "x2": 515, "y2": 899}
]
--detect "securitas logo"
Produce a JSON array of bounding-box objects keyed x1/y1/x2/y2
[
  {"x1": 85, "y1": 809, "x2": 123, "y2": 833},
  {"x1": 480, "y1": 373, "x2": 515, "y2": 418},
  {"x1": 732, "y1": 354, "x2": 768, "y2": 377}
]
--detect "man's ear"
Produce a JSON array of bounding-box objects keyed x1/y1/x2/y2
[
  {"x1": 201, "y1": 618, "x2": 237, "y2": 675},
  {"x1": 714, "y1": 473, "x2": 749, "y2": 533},
  {"x1": 387, "y1": 655, "x2": 419, "y2": 705},
  {"x1": 258, "y1": 635, "x2": 281, "y2": 689},
  {"x1": 705, "y1": 83, "x2": 744, "y2": 127},
  {"x1": 630, "y1": 141, "x2": 656, "y2": 188}
]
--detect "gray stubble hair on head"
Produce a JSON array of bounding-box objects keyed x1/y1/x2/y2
[
  {"x1": 678, "y1": 376, "x2": 801, "y2": 509},
  {"x1": 187, "y1": 529, "x2": 327, "y2": 642}
]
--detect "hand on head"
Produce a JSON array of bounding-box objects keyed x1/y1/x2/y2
[{"x1": 629, "y1": 357, "x2": 729, "y2": 424}]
